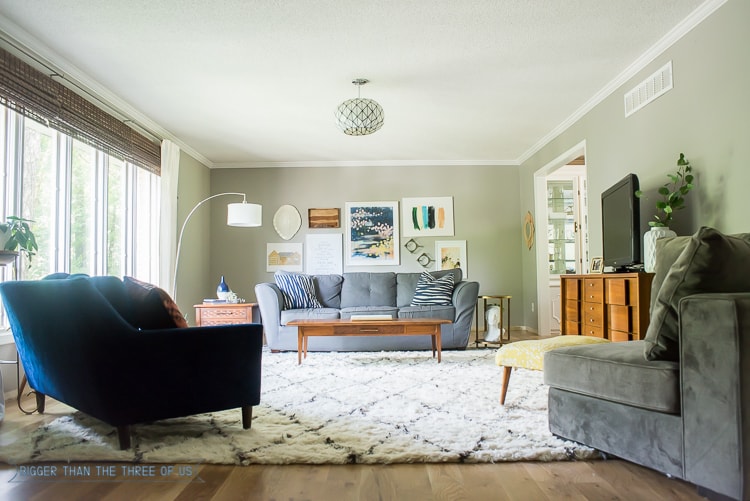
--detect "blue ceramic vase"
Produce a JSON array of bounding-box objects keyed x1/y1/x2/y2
[{"x1": 217, "y1": 276, "x2": 230, "y2": 299}]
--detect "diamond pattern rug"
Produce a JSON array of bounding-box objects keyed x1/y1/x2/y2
[{"x1": 0, "y1": 349, "x2": 599, "y2": 465}]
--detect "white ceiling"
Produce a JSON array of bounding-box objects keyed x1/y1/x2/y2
[{"x1": 0, "y1": 0, "x2": 713, "y2": 168}]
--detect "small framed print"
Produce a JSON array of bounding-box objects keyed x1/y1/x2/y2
[
  {"x1": 435, "y1": 240, "x2": 467, "y2": 278},
  {"x1": 590, "y1": 257, "x2": 603, "y2": 274}
]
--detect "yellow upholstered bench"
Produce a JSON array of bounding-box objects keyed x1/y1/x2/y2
[{"x1": 495, "y1": 335, "x2": 610, "y2": 405}]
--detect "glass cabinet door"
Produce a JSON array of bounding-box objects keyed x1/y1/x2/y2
[{"x1": 547, "y1": 181, "x2": 577, "y2": 275}]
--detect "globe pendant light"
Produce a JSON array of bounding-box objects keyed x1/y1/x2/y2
[{"x1": 335, "y1": 78, "x2": 384, "y2": 136}]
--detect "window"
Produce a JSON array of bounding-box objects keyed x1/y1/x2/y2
[{"x1": 1, "y1": 104, "x2": 160, "y2": 287}]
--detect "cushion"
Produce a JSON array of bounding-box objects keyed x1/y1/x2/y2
[
  {"x1": 410, "y1": 271, "x2": 454, "y2": 306},
  {"x1": 396, "y1": 269, "x2": 462, "y2": 307},
  {"x1": 340, "y1": 306, "x2": 398, "y2": 319},
  {"x1": 644, "y1": 227, "x2": 750, "y2": 361},
  {"x1": 495, "y1": 335, "x2": 610, "y2": 371},
  {"x1": 274, "y1": 271, "x2": 322, "y2": 310},
  {"x1": 649, "y1": 236, "x2": 692, "y2": 315},
  {"x1": 123, "y1": 276, "x2": 188, "y2": 329},
  {"x1": 314, "y1": 274, "x2": 344, "y2": 308},
  {"x1": 340, "y1": 272, "x2": 397, "y2": 308},
  {"x1": 544, "y1": 341, "x2": 680, "y2": 414},
  {"x1": 398, "y1": 305, "x2": 455, "y2": 321}
]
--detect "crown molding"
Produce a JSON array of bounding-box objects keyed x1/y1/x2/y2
[
  {"x1": 0, "y1": 0, "x2": 726, "y2": 171},
  {"x1": 516, "y1": 0, "x2": 728, "y2": 166},
  {"x1": 213, "y1": 159, "x2": 518, "y2": 169},
  {"x1": 0, "y1": 15, "x2": 213, "y2": 168}
]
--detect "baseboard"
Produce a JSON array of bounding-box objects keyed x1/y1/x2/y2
[{"x1": 512, "y1": 326, "x2": 539, "y2": 335}]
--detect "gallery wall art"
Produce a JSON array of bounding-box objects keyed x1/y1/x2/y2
[
  {"x1": 402, "y1": 197, "x2": 454, "y2": 237},
  {"x1": 345, "y1": 201, "x2": 400, "y2": 266},
  {"x1": 435, "y1": 240, "x2": 467, "y2": 278},
  {"x1": 305, "y1": 233, "x2": 343, "y2": 275},
  {"x1": 308, "y1": 208, "x2": 340, "y2": 228},
  {"x1": 266, "y1": 243, "x2": 303, "y2": 272}
]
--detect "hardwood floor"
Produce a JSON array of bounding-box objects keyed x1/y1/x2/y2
[{"x1": 0, "y1": 332, "x2": 708, "y2": 500}]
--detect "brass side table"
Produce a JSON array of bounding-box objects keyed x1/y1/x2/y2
[{"x1": 474, "y1": 295, "x2": 511, "y2": 347}]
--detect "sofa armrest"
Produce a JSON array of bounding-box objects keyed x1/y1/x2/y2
[
  {"x1": 680, "y1": 292, "x2": 750, "y2": 500},
  {"x1": 451, "y1": 280, "x2": 480, "y2": 344},
  {"x1": 255, "y1": 282, "x2": 284, "y2": 346}
]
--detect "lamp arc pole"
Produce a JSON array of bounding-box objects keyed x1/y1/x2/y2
[{"x1": 172, "y1": 192, "x2": 256, "y2": 301}]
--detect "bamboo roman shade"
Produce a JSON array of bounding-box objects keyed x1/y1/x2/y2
[{"x1": 0, "y1": 47, "x2": 161, "y2": 175}]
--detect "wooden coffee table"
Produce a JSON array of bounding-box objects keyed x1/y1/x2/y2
[{"x1": 287, "y1": 318, "x2": 451, "y2": 364}]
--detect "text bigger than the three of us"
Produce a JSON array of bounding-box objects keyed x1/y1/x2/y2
[{"x1": 16, "y1": 464, "x2": 196, "y2": 481}]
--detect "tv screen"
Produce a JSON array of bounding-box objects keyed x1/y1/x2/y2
[{"x1": 601, "y1": 173, "x2": 641, "y2": 271}]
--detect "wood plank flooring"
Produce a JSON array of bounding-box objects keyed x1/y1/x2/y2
[{"x1": 0, "y1": 331, "x2": 708, "y2": 500}]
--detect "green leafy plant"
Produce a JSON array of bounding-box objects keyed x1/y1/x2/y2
[
  {"x1": 635, "y1": 153, "x2": 694, "y2": 227},
  {"x1": 0, "y1": 216, "x2": 39, "y2": 266}
]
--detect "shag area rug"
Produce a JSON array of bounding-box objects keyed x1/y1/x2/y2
[{"x1": 0, "y1": 349, "x2": 599, "y2": 465}]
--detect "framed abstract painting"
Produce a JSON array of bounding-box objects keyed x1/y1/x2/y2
[
  {"x1": 345, "y1": 201, "x2": 400, "y2": 266},
  {"x1": 402, "y1": 197, "x2": 454, "y2": 237}
]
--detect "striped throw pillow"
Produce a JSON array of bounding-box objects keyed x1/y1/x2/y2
[
  {"x1": 274, "y1": 271, "x2": 322, "y2": 310},
  {"x1": 410, "y1": 271, "x2": 454, "y2": 306}
]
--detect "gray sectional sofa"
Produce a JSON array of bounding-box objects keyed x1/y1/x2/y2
[
  {"x1": 543, "y1": 227, "x2": 750, "y2": 500},
  {"x1": 255, "y1": 269, "x2": 479, "y2": 352}
]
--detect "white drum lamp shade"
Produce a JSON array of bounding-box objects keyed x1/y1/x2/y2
[{"x1": 228, "y1": 202, "x2": 262, "y2": 227}]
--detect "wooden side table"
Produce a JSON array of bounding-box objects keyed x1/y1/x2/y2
[
  {"x1": 474, "y1": 295, "x2": 512, "y2": 347},
  {"x1": 194, "y1": 302, "x2": 257, "y2": 327}
]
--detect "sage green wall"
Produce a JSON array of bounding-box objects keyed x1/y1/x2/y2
[
  {"x1": 519, "y1": 0, "x2": 750, "y2": 331},
  {"x1": 175, "y1": 150, "x2": 211, "y2": 323},
  {"x1": 206, "y1": 165, "x2": 524, "y2": 326}
]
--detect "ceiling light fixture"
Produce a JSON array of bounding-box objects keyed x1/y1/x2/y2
[{"x1": 335, "y1": 78, "x2": 384, "y2": 136}]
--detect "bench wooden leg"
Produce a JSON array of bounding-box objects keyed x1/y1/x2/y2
[
  {"x1": 241, "y1": 405, "x2": 253, "y2": 429},
  {"x1": 117, "y1": 425, "x2": 131, "y2": 450},
  {"x1": 499, "y1": 366, "x2": 513, "y2": 405}
]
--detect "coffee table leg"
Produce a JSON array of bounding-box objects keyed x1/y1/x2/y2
[
  {"x1": 436, "y1": 329, "x2": 442, "y2": 363},
  {"x1": 298, "y1": 330, "x2": 303, "y2": 365}
]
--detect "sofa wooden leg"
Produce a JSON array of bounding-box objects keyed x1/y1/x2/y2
[
  {"x1": 499, "y1": 366, "x2": 512, "y2": 405},
  {"x1": 117, "y1": 426, "x2": 131, "y2": 450},
  {"x1": 35, "y1": 392, "x2": 46, "y2": 414},
  {"x1": 242, "y1": 406, "x2": 253, "y2": 429}
]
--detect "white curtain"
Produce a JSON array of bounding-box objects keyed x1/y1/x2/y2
[{"x1": 159, "y1": 139, "x2": 180, "y2": 292}]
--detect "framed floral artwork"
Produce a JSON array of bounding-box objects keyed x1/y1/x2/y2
[
  {"x1": 402, "y1": 196, "x2": 454, "y2": 237},
  {"x1": 345, "y1": 201, "x2": 400, "y2": 266},
  {"x1": 435, "y1": 240, "x2": 467, "y2": 278}
]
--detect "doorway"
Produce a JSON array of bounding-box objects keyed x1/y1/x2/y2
[{"x1": 533, "y1": 141, "x2": 589, "y2": 336}]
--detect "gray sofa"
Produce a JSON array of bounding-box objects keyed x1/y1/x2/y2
[
  {"x1": 544, "y1": 227, "x2": 750, "y2": 500},
  {"x1": 255, "y1": 269, "x2": 479, "y2": 352}
]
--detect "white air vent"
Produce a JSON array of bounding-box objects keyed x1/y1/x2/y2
[{"x1": 624, "y1": 61, "x2": 673, "y2": 117}]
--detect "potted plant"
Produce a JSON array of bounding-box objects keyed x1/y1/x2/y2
[
  {"x1": 635, "y1": 152, "x2": 694, "y2": 227},
  {"x1": 0, "y1": 216, "x2": 39, "y2": 266},
  {"x1": 636, "y1": 153, "x2": 694, "y2": 272}
]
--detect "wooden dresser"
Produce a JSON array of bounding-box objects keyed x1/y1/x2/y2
[
  {"x1": 194, "y1": 302, "x2": 257, "y2": 327},
  {"x1": 560, "y1": 272, "x2": 654, "y2": 341}
]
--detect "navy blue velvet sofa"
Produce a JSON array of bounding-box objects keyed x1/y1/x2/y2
[{"x1": 0, "y1": 275, "x2": 263, "y2": 449}]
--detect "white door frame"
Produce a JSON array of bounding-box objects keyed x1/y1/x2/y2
[{"x1": 534, "y1": 140, "x2": 587, "y2": 336}]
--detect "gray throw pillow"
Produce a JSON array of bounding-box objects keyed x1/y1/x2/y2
[
  {"x1": 644, "y1": 227, "x2": 750, "y2": 361},
  {"x1": 649, "y1": 236, "x2": 692, "y2": 315}
]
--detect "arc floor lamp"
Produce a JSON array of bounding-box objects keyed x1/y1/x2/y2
[{"x1": 172, "y1": 192, "x2": 261, "y2": 300}]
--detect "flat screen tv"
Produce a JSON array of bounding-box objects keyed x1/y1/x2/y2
[{"x1": 601, "y1": 173, "x2": 641, "y2": 272}]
